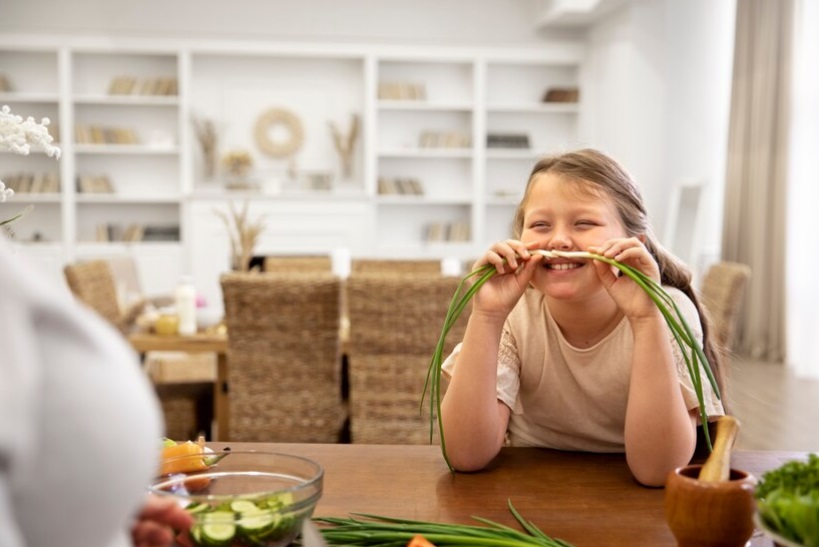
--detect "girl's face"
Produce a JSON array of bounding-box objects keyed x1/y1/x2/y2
[{"x1": 520, "y1": 172, "x2": 628, "y2": 300}]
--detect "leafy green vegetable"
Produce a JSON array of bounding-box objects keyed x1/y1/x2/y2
[
  {"x1": 422, "y1": 250, "x2": 721, "y2": 471},
  {"x1": 312, "y1": 499, "x2": 573, "y2": 546},
  {"x1": 756, "y1": 454, "x2": 819, "y2": 546}
]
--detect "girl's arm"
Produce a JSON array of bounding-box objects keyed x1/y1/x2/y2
[
  {"x1": 590, "y1": 238, "x2": 696, "y2": 486},
  {"x1": 440, "y1": 240, "x2": 541, "y2": 471},
  {"x1": 624, "y1": 311, "x2": 697, "y2": 486}
]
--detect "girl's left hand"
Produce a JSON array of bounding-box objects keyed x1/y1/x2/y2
[{"x1": 588, "y1": 237, "x2": 661, "y2": 321}]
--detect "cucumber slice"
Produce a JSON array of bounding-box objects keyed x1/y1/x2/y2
[
  {"x1": 200, "y1": 511, "x2": 236, "y2": 547},
  {"x1": 229, "y1": 500, "x2": 258, "y2": 513},
  {"x1": 185, "y1": 502, "x2": 210, "y2": 515}
]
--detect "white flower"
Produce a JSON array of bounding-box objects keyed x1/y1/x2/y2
[
  {"x1": 1, "y1": 105, "x2": 61, "y2": 231},
  {"x1": 0, "y1": 104, "x2": 61, "y2": 160}
]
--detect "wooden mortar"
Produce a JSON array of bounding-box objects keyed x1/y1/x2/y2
[{"x1": 664, "y1": 416, "x2": 758, "y2": 547}]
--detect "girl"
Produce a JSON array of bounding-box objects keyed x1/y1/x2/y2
[{"x1": 440, "y1": 149, "x2": 726, "y2": 487}]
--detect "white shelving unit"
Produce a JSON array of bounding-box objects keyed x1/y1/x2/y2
[{"x1": 1, "y1": 35, "x2": 585, "y2": 300}]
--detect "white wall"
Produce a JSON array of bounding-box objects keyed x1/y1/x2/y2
[
  {"x1": 584, "y1": 0, "x2": 736, "y2": 279},
  {"x1": 3, "y1": 0, "x2": 736, "y2": 278},
  {"x1": 0, "y1": 0, "x2": 556, "y2": 45}
]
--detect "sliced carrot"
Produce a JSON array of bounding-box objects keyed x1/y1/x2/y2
[
  {"x1": 160, "y1": 441, "x2": 209, "y2": 475},
  {"x1": 407, "y1": 534, "x2": 436, "y2": 547}
]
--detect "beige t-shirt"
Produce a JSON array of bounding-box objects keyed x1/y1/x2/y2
[{"x1": 442, "y1": 286, "x2": 724, "y2": 452}]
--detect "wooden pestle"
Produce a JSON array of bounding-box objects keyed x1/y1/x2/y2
[{"x1": 698, "y1": 415, "x2": 741, "y2": 482}]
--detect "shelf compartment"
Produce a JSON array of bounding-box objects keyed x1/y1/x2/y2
[
  {"x1": 486, "y1": 62, "x2": 579, "y2": 107},
  {"x1": 377, "y1": 156, "x2": 472, "y2": 201},
  {"x1": 378, "y1": 60, "x2": 474, "y2": 105},
  {"x1": 486, "y1": 110, "x2": 579, "y2": 156},
  {"x1": 75, "y1": 153, "x2": 180, "y2": 198},
  {"x1": 4, "y1": 201, "x2": 62, "y2": 243},
  {"x1": 374, "y1": 202, "x2": 472, "y2": 249},
  {"x1": 0, "y1": 49, "x2": 59, "y2": 95},
  {"x1": 71, "y1": 51, "x2": 178, "y2": 97},
  {"x1": 73, "y1": 103, "x2": 178, "y2": 147},
  {"x1": 75, "y1": 202, "x2": 181, "y2": 244}
]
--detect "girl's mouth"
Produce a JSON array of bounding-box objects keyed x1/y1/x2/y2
[{"x1": 544, "y1": 261, "x2": 583, "y2": 271}]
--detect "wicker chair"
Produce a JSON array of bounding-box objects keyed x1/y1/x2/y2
[
  {"x1": 700, "y1": 261, "x2": 752, "y2": 353},
  {"x1": 262, "y1": 255, "x2": 333, "y2": 273},
  {"x1": 64, "y1": 259, "x2": 212, "y2": 440},
  {"x1": 351, "y1": 258, "x2": 441, "y2": 276},
  {"x1": 221, "y1": 272, "x2": 346, "y2": 442},
  {"x1": 345, "y1": 273, "x2": 470, "y2": 444},
  {"x1": 63, "y1": 260, "x2": 129, "y2": 332}
]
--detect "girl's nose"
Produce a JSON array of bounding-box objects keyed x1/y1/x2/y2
[{"x1": 548, "y1": 227, "x2": 572, "y2": 250}]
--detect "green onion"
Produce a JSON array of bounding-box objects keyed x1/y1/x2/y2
[
  {"x1": 421, "y1": 250, "x2": 721, "y2": 471},
  {"x1": 313, "y1": 499, "x2": 573, "y2": 546}
]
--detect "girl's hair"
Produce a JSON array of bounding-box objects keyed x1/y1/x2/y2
[{"x1": 513, "y1": 148, "x2": 729, "y2": 413}]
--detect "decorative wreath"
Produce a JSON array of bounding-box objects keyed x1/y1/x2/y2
[{"x1": 253, "y1": 108, "x2": 304, "y2": 158}]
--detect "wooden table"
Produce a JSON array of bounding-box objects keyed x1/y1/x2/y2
[
  {"x1": 129, "y1": 332, "x2": 230, "y2": 440},
  {"x1": 207, "y1": 442, "x2": 804, "y2": 547}
]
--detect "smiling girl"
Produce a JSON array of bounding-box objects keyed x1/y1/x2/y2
[{"x1": 440, "y1": 149, "x2": 726, "y2": 486}]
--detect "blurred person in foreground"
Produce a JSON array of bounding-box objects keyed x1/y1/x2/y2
[{"x1": 0, "y1": 237, "x2": 192, "y2": 546}]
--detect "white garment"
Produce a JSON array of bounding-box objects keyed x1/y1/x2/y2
[
  {"x1": 443, "y1": 286, "x2": 724, "y2": 452},
  {"x1": 0, "y1": 240, "x2": 163, "y2": 547}
]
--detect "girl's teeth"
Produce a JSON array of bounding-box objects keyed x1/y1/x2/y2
[{"x1": 548, "y1": 263, "x2": 581, "y2": 271}]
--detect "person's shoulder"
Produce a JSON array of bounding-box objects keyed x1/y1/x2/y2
[{"x1": 662, "y1": 286, "x2": 701, "y2": 325}]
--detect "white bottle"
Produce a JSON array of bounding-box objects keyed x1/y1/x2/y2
[{"x1": 175, "y1": 275, "x2": 197, "y2": 336}]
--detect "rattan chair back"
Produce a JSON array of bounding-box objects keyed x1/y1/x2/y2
[
  {"x1": 700, "y1": 261, "x2": 751, "y2": 352},
  {"x1": 221, "y1": 272, "x2": 346, "y2": 443},
  {"x1": 63, "y1": 260, "x2": 124, "y2": 331},
  {"x1": 263, "y1": 255, "x2": 333, "y2": 273},
  {"x1": 346, "y1": 273, "x2": 470, "y2": 444},
  {"x1": 351, "y1": 258, "x2": 441, "y2": 276}
]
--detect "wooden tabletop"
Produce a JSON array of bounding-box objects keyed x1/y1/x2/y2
[{"x1": 204, "y1": 442, "x2": 802, "y2": 547}]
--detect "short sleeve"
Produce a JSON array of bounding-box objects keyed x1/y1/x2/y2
[
  {"x1": 441, "y1": 325, "x2": 522, "y2": 413},
  {"x1": 666, "y1": 289, "x2": 725, "y2": 422}
]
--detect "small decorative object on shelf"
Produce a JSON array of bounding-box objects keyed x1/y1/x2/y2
[
  {"x1": 213, "y1": 200, "x2": 267, "y2": 272},
  {"x1": 303, "y1": 171, "x2": 333, "y2": 192},
  {"x1": 221, "y1": 149, "x2": 257, "y2": 190},
  {"x1": 487, "y1": 133, "x2": 530, "y2": 149},
  {"x1": 0, "y1": 74, "x2": 11, "y2": 93},
  {"x1": 328, "y1": 113, "x2": 359, "y2": 180},
  {"x1": 254, "y1": 107, "x2": 304, "y2": 159},
  {"x1": 378, "y1": 82, "x2": 427, "y2": 101},
  {"x1": 542, "y1": 87, "x2": 580, "y2": 103},
  {"x1": 192, "y1": 115, "x2": 219, "y2": 181}
]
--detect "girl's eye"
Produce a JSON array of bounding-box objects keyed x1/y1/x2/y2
[
  {"x1": 576, "y1": 220, "x2": 597, "y2": 227},
  {"x1": 529, "y1": 221, "x2": 550, "y2": 229}
]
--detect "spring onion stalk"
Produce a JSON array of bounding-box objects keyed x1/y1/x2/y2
[
  {"x1": 312, "y1": 499, "x2": 573, "y2": 546},
  {"x1": 421, "y1": 250, "x2": 721, "y2": 471}
]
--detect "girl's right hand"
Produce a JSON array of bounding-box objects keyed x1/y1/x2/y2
[{"x1": 471, "y1": 239, "x2": 543, "y2": 318}]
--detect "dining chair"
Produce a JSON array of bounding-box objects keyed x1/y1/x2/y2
[
  {"x1": 350, "y1": 258, "x2": 441, "y2": 276},
  {"x1": 63, "y1": 260, "x2": 128, "y2": 332},
  {"x1": 261, "y1": 255, "x2": 333, "y2": 273},
  {"x1": 345, "y1": 273, "x2": 470, "y2": 444},
  {"x1": 64, "y1": 259, "x2": 213, "y2": 440},
  {"x1": 220, "y1": 272, "x2": 347, "y2": 443},
  {"x1": 700, "y1": 261, "x2": 752, "y2": 354}
]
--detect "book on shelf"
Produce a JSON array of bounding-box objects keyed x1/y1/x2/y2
[
  {"x1": 487, "y1": 133, "x2": 530, "y2": 149},
  {"x1": 142, "y1": 224, "x2": 180, "y2": 242},
  {"x1": 542, "y1": 87, "x2": 579, "y2": 103}
]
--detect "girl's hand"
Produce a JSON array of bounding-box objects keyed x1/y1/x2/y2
[
  {"x1": 589, "y1": 237, "x2": 660, "y2": 321},
  {"x1": 471, "y1": 239, "x2": 543, "y2": 318},
  {"x1": 131, "y1": 494, "x2": 194, "y2": 547}
]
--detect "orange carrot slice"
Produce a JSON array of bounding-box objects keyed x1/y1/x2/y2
[{"x1": 407, "y1": 534, "x2": 436, "y2": 547}]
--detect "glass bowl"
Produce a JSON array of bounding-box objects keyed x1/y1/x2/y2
[{"x1": 149, "y1": 450, "x2": 323, "y2": 547}]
